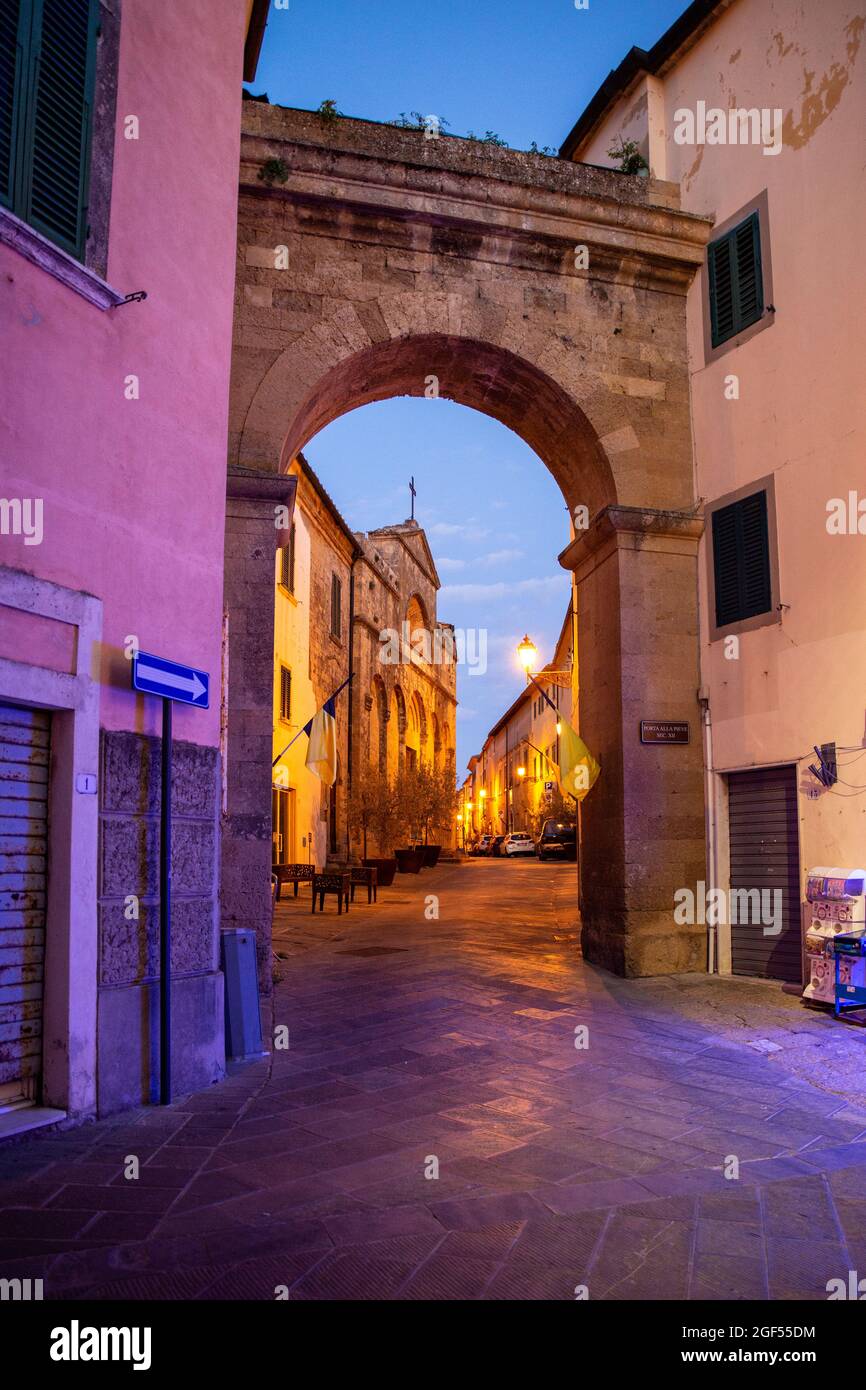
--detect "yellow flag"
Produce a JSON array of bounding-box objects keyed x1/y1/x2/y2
[
  {"x1": 557, "y1": 721, "x2": 600, "y2": 801},
  {"x1": 304, "y1": 698, "x2": 337, "y2": 786}
]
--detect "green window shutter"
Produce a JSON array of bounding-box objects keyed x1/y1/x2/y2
[
  {"x1": 711, "y1": 490, "x2": 772, "y2": 628},
  {"x1": 20, "y1": 0, "x2": 98, "y2": 258},
  {"x1": 708, "y1": 211, "x2": 764, "y2": 348},
  {"x1": 0, "y1": 0, "x2": 26, "y2": 208}
]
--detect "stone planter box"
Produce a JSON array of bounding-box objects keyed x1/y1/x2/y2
[{"x1": 414, "y1": 844, "x2": 441, "y2": 868}]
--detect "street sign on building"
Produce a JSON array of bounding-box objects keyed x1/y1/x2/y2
[
  {"x1": 639, "y1": 720, "x2": 689, "y2": 745},
  {"x1": 132, "y1": 651, "x2": 210, "y2": 708}
]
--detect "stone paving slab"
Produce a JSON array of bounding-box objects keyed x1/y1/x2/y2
[{"x1": 2, "y1": 859, "x2": 866, "y2": 1300}]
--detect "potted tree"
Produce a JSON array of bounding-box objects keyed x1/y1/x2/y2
[
  {"x1": 394, "y1": 767, "x2": 423, "y2": 872},
  {"x1": 349, "y1": 767, "x2": 398, "y2": 887},
  {"x1": 413, "y1": 763, "x2": 456, "y2": 866}
]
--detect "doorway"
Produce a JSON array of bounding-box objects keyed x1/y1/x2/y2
[
  {"x1": 728, "y1": 764, "x2": 802, "y2": 983},
  {"x1": 271, "y1": 786, "x2": 295, "y2": 866}
]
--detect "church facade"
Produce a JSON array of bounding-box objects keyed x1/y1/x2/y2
[
  {"x1": 273, "y1": 468, "x2": 458, "y2": 871},
  {"x1": 350, "y1": 520, "x2": 458, "y2": 855}
]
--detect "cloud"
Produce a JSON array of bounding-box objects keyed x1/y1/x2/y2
[
  {"x1": 436, "y1": 556, "x2": 467, "y2": 573},
  {"x1": 479, "y1": 548, "x2": 524, "y2": 566},
  {"x1": 427, "y1": 521, "x2": 490, "y2": 541},
  {"x1": 440, "y1": 575, "x2": 568, "y2": 603}
]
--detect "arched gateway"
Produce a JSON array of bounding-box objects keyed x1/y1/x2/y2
[{"x1": 222, "y1": 101, "x2": 712, "y2": 986}]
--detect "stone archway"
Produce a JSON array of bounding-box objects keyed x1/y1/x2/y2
[{"x1": 223, "y1": 101, "x2": 713, "y2": 984}]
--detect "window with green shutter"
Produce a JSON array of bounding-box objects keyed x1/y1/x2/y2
[
  {"x1": 707, "y1": 211, "x2": 764, "y2": 348},
  {"x1": 1, "y1": 0, "x2": 99, "y2": 261},
  {"x1": 711, "y1": 490, "x2": 772, "y2": 628}
]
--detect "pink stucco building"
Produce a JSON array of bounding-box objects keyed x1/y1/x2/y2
[
  {"x1": 0, "y1": 0, "x2": 271, "y2": 1131},
  {"x1": 563, "y1": 0, "x2": 866, "y2": 985}
]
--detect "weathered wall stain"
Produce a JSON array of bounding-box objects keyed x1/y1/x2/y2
[{"x1": 781, "y1": 15, "x2": 863, "y2": 150}]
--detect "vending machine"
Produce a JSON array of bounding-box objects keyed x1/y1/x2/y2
[{"x1": 803, "y1": 867, "x2": 866, "y2": 1005}]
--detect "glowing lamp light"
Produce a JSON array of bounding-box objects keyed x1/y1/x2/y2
[
  {"x1": 517, "y1": 765, "x2": 526, "y2": 778},
  {"x1": 467, "y1": 801, "x2": 474, "y2": 811},
  {"x1": 556, "y1": 721, "x2": 562, "y2": 735},
  {"x1": 479, "y1": 788, "x2": 487, "y2": 799},
  {"x1": 517, "y1": 634, "x2": 537, "y2": 671}
]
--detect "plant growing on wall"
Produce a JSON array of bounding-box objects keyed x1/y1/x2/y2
[
  {"x1": 317, "y1": 98, "x2": 341, "y2": 128},
  {"x1": 466, "y1": 129, "x2": 509, "y2": 148},
  {"x1": 607, "y1": 137, "x2": 648, "y2": 175},
  {"x1": 391, "y1": 112, "x2": 452, "y2": 135},
  {"x1": 258, "y1": 157, "x2": 289, "y2": 185}
]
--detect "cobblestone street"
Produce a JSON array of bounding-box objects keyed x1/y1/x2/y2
[{"x1": 2, "y1": 859, "x2": 866, "y2": 1301}]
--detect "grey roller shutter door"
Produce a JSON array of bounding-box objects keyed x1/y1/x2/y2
[
  {"x1": 0, "y1": 702, "x2": 50, "y2": 1106},
  {"x1": 728, "y1": 764, "x2": 801, "y2": 983}
]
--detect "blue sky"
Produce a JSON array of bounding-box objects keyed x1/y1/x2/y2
[
  {"x1": 251, "y1": 0, "x2": 688, "y2": 772},
  {"x1": 306, "y1": 399, "x2": 574, "y2": 771}
]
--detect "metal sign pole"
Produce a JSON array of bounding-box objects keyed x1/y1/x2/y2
[
  {"x1": 131, "y1": 649, "x2": 209, "y2": 1106},
  {"x1": 160, "y1": 696, "x2": 172, "y2": 1105}
]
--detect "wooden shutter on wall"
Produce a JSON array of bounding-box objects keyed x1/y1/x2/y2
[
  {"x1": 0, "y1": 0, "x2": 24, "y2": 208},
  {"x1": 24, "y1": 0, "x2": 98, "y2": 257},
  {"x1": 4, "y1": 0, "x2": 98, "y2": 258},
  {"x1": 330, "y1": 574, "x2": 342, "y2": 638},
  {"x1": 708, "y1": 211, "x2": 763, "y2": 347},
  {"x1": 280, "y1": 525, "x2": 295, "y2": 592},
  {"x1": 711, "y1": 490, "x2": 772, "y2": 628}
]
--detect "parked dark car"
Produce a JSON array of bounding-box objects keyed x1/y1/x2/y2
[
  {"x1": 536, "y1": 819, "x2": 577, "y2": 861},
  {"x1": 489, "y1": 835, "x2": 506, "y2": 857}
]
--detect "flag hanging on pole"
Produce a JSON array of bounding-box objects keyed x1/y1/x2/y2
[
  {"x1": 304, "y1": 696, "x2": 338, "y2": 786},
  {"x1": 557, "y1": 720, "x2": 600, "y2": 802},
  {"x1": 272, "y1": 674, "x2": 352, "y2": 780},
  {"x1": 523, "y1": 671, "x2": 600, "y2": 802}
]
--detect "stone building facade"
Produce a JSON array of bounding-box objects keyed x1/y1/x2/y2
[
  {"x1": 272, "y1": 455, "x2": 358, "y2": 873},
  {"x1": 461, "y1": 606, "x2": 574, "y2": 845},
  {"x1": 350, "y1": 520, "x2": 458, "y2": 855},
  {"x1": 229, "y1": 99, "x2": 712, "y2": 979}
]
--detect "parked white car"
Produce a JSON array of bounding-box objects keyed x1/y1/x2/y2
[{"x1": 502, "y1": 831, "x2": 536, "y2": 857}]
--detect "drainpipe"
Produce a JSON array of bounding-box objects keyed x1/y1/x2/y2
[{"x1": 700, "y1": 693, "x2": 718, "y2": 973}]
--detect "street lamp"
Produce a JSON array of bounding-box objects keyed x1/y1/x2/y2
[
  {"x1": 517, "y1": 634, "x2": 537, "y2": 672},
  {"x1": 517, "y1": 765, "x2": 526, "y2": 778}
]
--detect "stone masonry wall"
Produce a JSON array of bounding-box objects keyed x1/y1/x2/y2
[{"x1": 97, "y1": 729, "x2": 223, "y2": 1110}]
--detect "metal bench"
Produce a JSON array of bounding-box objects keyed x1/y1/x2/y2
[
  {"x1": 349, "y1": 864, "x2": 378, "y2": 904},
  {"x1": 272, "y1": 862, "x2": 315, "y2": 902},
  {"x1": 312, "y1": 870, "x2": 351, "y2": 914}
]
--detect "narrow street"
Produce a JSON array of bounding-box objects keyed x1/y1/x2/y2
[{"x1": 2, "y1": 860, "x2": 865, "y2": 1301}]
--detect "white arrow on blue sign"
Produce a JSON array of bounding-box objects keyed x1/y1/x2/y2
[{"x1": 132, "y1": 651, "x2": 210, "y2": 708}]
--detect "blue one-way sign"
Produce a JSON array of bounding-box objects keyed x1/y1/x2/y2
[{"x1": 132, "y1": 651, "x2": 210, "y2": 708}]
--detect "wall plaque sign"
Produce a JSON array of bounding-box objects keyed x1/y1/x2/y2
[{"x1": 640, "y1": 720, "x2": 690, "y2": 744}]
